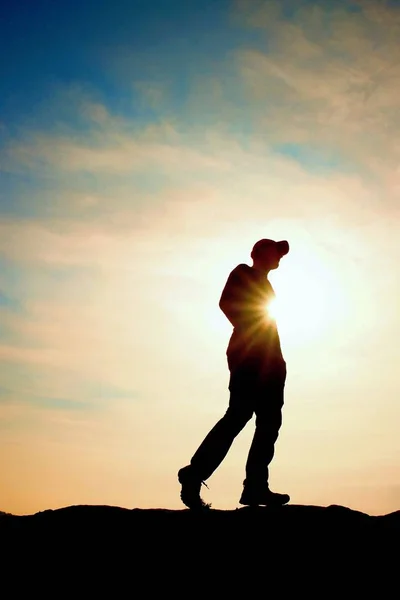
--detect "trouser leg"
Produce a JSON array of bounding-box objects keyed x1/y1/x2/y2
[
  {"x1": 189, "y1": 370, "x2": 254, "y2": 481},
  {"x1": 244, "y1": 366, "x2": 286, "y2": 487}
]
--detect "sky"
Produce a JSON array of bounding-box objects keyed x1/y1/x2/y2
[{"x1": 0, "y1": 0, "x2": 399, "y2": 516}]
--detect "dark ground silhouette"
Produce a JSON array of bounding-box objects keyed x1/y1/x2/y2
[{"x1": 1, "y1": 503, "x2": 398, "y2": 593}]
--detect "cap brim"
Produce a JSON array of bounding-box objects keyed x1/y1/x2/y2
[{"x1": 276, "y1": 240, "x2": 289, "y2": 256}]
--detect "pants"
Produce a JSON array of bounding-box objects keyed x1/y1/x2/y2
[{"x1": 190, "y1": 357, "x2": 287, "y2": 486}]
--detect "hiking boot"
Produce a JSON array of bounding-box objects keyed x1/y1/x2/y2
[
  {"x1": 178, "y1": 466, "x2": 210, "y2": 510},
  {"x1": 239, "y1": 484, "x2": 290, "y2": 507}
]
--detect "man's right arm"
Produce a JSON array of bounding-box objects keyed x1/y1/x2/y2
[{"x1": 219, "y1": 266, "x2": 248, "y2": 328}]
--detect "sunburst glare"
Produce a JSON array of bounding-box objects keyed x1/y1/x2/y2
[{"x1": 270, "y1": 246, "x2": 349, "y2": 348}]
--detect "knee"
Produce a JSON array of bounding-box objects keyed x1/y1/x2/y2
[
  {"x1": 255, "y1": 414, "x2": 282, "y2": 440},
  {"x1": 255, "y1": 402, "x2": 282, "y2": 425},
  {"x1": 223, "y1": 406, "x2": 253, "y2": 433}
]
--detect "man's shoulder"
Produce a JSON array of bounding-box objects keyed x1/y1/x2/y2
[{"x1": 230, "y1": 263, "x2": 252, "y2": 276}]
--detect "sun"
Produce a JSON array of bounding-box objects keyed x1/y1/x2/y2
[
  {"x1": 265, "y1": 297, "x2": 279, "y2": 320},
  {"x1": 178, "y1": 235, "x2": 350, "y2": 354},
  {"x1": 266, "y1": 248, "x2": 348, "y2": 348}
]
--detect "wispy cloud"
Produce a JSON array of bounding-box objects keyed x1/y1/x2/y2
[
  {"x1": 235, "y1": 0, "x2": 400, "y2": 184},
  {"x1": 4, "y1": 130, "x2": 229, "y2": 176}
]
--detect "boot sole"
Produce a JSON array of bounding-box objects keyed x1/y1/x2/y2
[{"x1": 239, "y1": 496, "x2": 290, "y2": 507}]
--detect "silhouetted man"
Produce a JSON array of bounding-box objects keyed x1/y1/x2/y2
[{"x1": 178, "y1": 238, "x2": 290, "y2": 508}]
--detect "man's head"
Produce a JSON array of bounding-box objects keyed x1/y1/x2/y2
[{"x1": 251, "y1": 238, "x2": 289, "y2": 272}]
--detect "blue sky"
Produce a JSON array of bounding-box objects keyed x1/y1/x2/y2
[
  {"x1": 1, "y1": 0, "x2": 399, "y2": 515},
  {"x1": 1, "y1": 0, "x2": 235, "y2": 124}
]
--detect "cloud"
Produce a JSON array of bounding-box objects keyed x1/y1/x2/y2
[
  {"x1": 4, "y1": 1, "x2": 400, "y2": 206},
  {"x1": 234, "y1": 0, "x2": 400, "y2": 185},
  {"x1": 3, "y1": 113, "x2": 229, "y2": 176}
]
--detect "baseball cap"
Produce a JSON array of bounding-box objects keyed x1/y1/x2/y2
[{"x1": 251, "y1": 238, "x2": 290, "y2": 259}]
